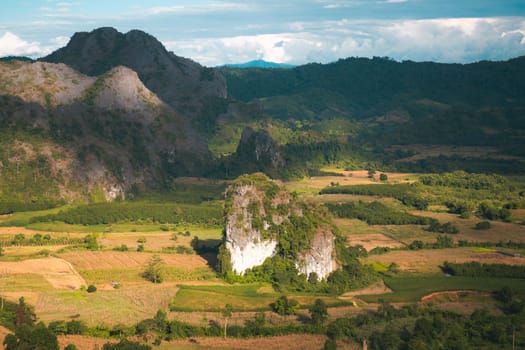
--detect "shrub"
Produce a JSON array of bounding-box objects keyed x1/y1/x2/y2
[
  {"x1": 475, "y1": 221, "x2": 491, "y2": 230},
  {"x1": 87, "y1": 284, "x2": 97, "y2": 293}
]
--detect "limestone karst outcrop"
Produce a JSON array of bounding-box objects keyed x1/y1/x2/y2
[{"x1": 222, "y1": 173, "x2": 338, "y2": 279}]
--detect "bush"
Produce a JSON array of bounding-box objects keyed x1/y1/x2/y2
[
  {"x1": 87, "y1": 284, "x2": 97, "y2": 293},
  {"x1": 475, "y1": 221, "x2": 491, "y2": 230}
]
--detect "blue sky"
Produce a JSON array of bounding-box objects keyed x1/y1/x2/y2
[{"x1": 0, "y1": 0, "x2": 524, "y2": 66}]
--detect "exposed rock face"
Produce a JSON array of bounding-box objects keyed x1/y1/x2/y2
[
  {"x1": 0, "y1": 59, "x2": 212, "y2": 200},
  {"x1": 223, "y1": 174, "x2": 337, "y2": 278},
  {"x1": 231, "y1": 127, "x2": 285, "y2": 176},
  {"x1": 41, "y1": 27, "x2": 227, "y2": 118},
  {"x1": 296, "y1": 227, "x2": 337, "y2": 280},
  {"x1": 224, "y1": 184, "x2": 277, "y2": 274}
]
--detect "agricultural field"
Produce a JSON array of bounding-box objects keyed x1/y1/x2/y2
[{"x1": 0, "y1": 171, "x2": 524, "y2": 349}]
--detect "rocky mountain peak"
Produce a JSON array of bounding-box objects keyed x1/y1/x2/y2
[
  {"x1": 92, "y1": 65, "x2": 165, "y2": 115},
  {"x1": 41, "y1": 27, "x2": 227, "y2": 119}
]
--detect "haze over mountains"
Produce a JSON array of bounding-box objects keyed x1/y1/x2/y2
[{"x1": 1, "y1": 27, "x2": 524, "y2": 205}]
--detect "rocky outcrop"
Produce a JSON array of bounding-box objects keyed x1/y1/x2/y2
[
  {"x1": 296, "y1": 227, "x2": 337, "y2": 280},
  {"x1": 230, "y1": 127, "x2": 285, "y2": 177},
  {"x1": 224, "y1": 183, "x2": 278, "y2": 274},
  {"x1": 41, "y1": 27, "x2": 227, "y2": 119},
  {"x1": 223, "y1": 174, "x2": 337, "y2": 278},
  {"x1": 0, "y1": 59, "x2": 212, "y2": 201}
]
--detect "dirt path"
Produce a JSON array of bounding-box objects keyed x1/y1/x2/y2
[{"x1": 0, "y1": 256, "x2": 86, "y2": 290}]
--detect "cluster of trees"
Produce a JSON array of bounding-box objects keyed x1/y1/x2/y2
[
  {"x1": 326, "y1": 201, "x2": 432, "y2": 225},
  {"x1": 30, "y1": 201, "x2": 222, "y2": 226},
  {"x1": 419, "y1": 171, "x2": 507, "y2": 190},
  {"x1": 0, "y1": 233, "x2": 83, "y2": 247},
  {"x1": 371, "y1": 237, "x2": 525, "y2": 255},
  {"x1": 442, "y1": 261, "x2": 525, "y2": 279},
  {"x1": 427, "y1": 221, "x2": 459, "y2": 234},
  {"x1": 320, "y1": 184, "x2": 429, "y2": 210},
  {"x1": 0, "y1": 200, "x2": 59, "y2": 215},
  {"x1": 326, "y1": 302, "x2": 524, "y2": 350},
  {"x1": 477, "y1": 201, "x2": 512, "y2": 221}
]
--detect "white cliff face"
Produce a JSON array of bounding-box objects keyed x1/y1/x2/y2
[
  {"x1": 296, "y1": 228, "x2": 337, "y2": 280},
  {"x1": 224, "y1": 177, "x2": 337, "y2": 279},
  {"x1": 226, "y1": 237, "x2": 277, "y2": 275},
  {"x1": 225, "y1": 184, "x2": 277, "y2": 274}
]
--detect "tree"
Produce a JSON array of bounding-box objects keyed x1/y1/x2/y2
[
  {"x1": 272, "y1": 295, "x2": 299, "y2": 317},
  {"x1": 15, "y1": 297, "x2": 35, "y2": 327},
  {"x1": 4, "y1": 323, "x2": 59, "y2": 350},
  {"x1": 222, "y1": 303, "x2": 233, "y2": 338},
  {"x1": 143, "y1": 255, "x2": 164, "y2": 283},
  {"x1": 87, "y1": 284, "x2": 97, "y2": 293},
  {"x1": 308, "y1": 272, "x2": 319, "y2": 284},
  {"x1": 379, "y1": 173, "x2": 388, "y2": 181},
  {"x1": 310, "y1": 299, "x2": 328, "y2": 325}
]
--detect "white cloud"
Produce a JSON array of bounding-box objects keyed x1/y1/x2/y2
[
  {"x1": 163, "y1": 17, "x2": 525, "y2": 66},
  {"x1": 0, "y1": 32, "x2": 72, "y2": 58},
  {"x1": 137, "y1": 3, "x2": 254, "y2": 17},
  {"x1": 0, "y1": 32, "x2": 43, "y2": 57}
]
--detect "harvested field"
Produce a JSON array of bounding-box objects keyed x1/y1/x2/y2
[
  {"x1": 346, "y1": 233, "x2": 404, "y2": 251},
  {"x1": 0, "y1": 256, "x2": 85, "y2": 289},
  {"x1": 409, "y1": 210, "x2": 525, "y2": 243},
  {"x1": 284, "y1": 170, "x2": 414, "y2": 193},
  {"x1": 167, "y1": 334, "x2": 330, "y2": 350},
  {"x1": 365, "y1": 248, "x2": 525, "y2": 273},
  {"x1": 59, "y1": 251, "x2": 210, "y2": 271},
  {"x1": 36, "y1": 283, "x2": 180, "y2": 326}
]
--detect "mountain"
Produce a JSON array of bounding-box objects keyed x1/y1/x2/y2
[
  {"x1": 221, "y1": 60, "x2": 295, "y2": 69},
  {"x1": 2, "y1": 27, "x2": 525, "y2": 209},
  {"x1": 41, "y1": 27, "x2": 227, "y2": 122},
  {"x1": 217, "y1": 56, "x2": 525, "y2": 174},
  {"x1": 0, "y1": 59, "x2": 212, "y2": 204}
]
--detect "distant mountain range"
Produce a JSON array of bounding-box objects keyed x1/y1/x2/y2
[{"x1": 220, "y1": 60, "x2": 295, "y2": 69}]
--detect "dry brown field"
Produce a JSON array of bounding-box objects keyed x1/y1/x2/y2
[
  {"x1": 59, "y1": 251, "x2": 210, "y2": 271},
  {"x1": 167, "y1": 334, "x2": 330, "y2": 350},
  {"x1": 0, "y1": 256, "x2": 86, "y2": 289},
  {"x1": 365, "y1": 247, "x2": 525, "y2": 273},
  {"x1": 284, "y1": 170, "x2": 415, "y2": 193}
]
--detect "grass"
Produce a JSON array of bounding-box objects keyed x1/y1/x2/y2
[
  {"x1": 0, "y1": 273, "x2": 53, "y2": 292},
  {"x1": 170, "y1": 283, "x2": 347, "y2": 312},
  {"x1": 36, "y1": 283, "x2": 180, "y2": 326},
  {"x1": 0, "y1": 206, "x2": 71, "y2": 227},
  {"x1": 359, "y1": 274, "x2": 525, "y2": 303},
  {"x1": 170, "y1": 283, "x2": 278, "y2": 311}
]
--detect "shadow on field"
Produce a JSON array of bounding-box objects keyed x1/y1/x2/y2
[{"x1": 191, "y1": 238, "x2": 221, "y2": 269}]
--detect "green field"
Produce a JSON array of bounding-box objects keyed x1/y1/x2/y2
[
  {"x1": 170, "y1": 283, "x2": 346, "y2": 312},
  {"x1": 359, "y1": 274, "x2": 525, "y2": 302}
]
